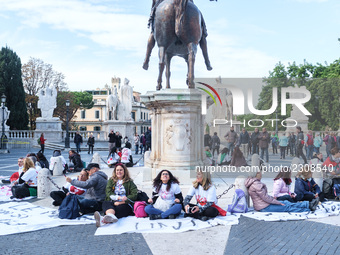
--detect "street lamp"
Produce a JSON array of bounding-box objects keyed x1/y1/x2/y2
[
  {"x1": 275, "y1": 109, "x2": 278, "y2": 134},
  {"x1": 65, "y1": 99, "x2": 70, "y2": 148},
  {"x1": 1, "y1": 94, "x2": 8, "y2": 152}
]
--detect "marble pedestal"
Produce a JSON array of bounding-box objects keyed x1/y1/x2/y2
[
  {"x1": 141, "y1": 89, "x2": 204, "y2": 183},
  {"x1": 35, "y1": 117, "x2": 62, "y2": 142},
  {"x1": 103, "y1": 121, "x2": 135, "y2": 144}
]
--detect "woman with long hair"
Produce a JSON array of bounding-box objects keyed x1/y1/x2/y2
[
  {"x1": 145, "y1": 170, "x2": 183, "y2": 220},
  {"x1": 183, "y1": 170, "x2": 220, "y2": 221},
  {"x1": 94, "y1": 163, "x2": 137, "y2": 227},
  {"x1": 68, "y1": 150, "x2": 83, "y2": 172},
  {"x1": 230, "y1": 146, "x2": 248, "y2": 167},
  {"x1": 272, "y1": 167, "x2": 296, "y2": 202}
]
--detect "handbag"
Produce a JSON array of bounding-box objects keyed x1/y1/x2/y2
[
  {"x1": 107, "y1": 157, "x2": 114, "y2": 165},
  {"x1": 11, "y1": 183, "x2": 30, "y2": 198},
  {"x1": 153, "y1": 197, "x2": 173, "y2": 211}
]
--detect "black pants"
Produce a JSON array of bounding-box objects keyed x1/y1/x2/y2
[
  {"x1": 300, "y1": 193, "x2": 325, "y2": 202},
  {"x1": 50, "y1": 191, "x2": 66, "y2": 206},
  {"x1": 280, "y1": 146, "x2": 286, "y2": 159},
  {"x1": 102, "y1": 201, "x2": 133, "y2": 219},
  {"x1": 40, "y1": 144, "x2": 45, "y2": 154},
  {"x1": 212, "y1": 147, "x2": 220, "y2": 157},
  {"x1": 88, "y1": 145, "x2": 94, "y2": 154},
  {"x1": 296, "y1": 145, "x2": 307, "y2": 164},
  {"x1": 185, "y1": 203, "x2": 219, "y2": 219}
]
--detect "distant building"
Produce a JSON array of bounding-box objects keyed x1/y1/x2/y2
[{"x1": 72, "y1": 77, "x2": 151, "y2": 135}]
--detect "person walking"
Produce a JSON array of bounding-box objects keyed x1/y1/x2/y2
[
  {"x1": 108, "y1": 130, "x2": 117, "y2": 152},
  {"x1": 134, "y1": 133, "x2": 140, "y2": 154},
  {"x1": 87, "y1": 134, "x2": 95, "y2": 154},
  {"x1": 74, "y1": 131, "x2": 83, "y2": 153},
  {"x1": 140, "y1": 133, "x2": 146, "y2": 154},
  {"x1": 224, "y1": 126, "x2": 238, "y2": 156},
  {"x1": 39, "y1": 133, "x2": 46, "y2": 154},
  {"x1": 239, "y1": 128, "x2": 250, "y2": 159},
  {"x1": 304, "y1": 130, "x2": 314, "y2": 160},
  {"x1": 145, "y1": 127, "x2": 152, "y2": 151},
  {"x1": 258, "y1": 128, "x2": 271, "y2": 163},
  {"x1": 211, "y1": 132, "x2": 220, "y2": 157},
  {"x1": 251, "y1": 128, "x2": 260, "y2": 155},
  {"x1": 279, "y1": 133, "x2": 288, "y2": 159},
  {"x1": 296, "y1": 126, "x2": 307, "y2": 164},
  {"x1": 289, "y1": 132, "x2": 296, "y2": 156}
]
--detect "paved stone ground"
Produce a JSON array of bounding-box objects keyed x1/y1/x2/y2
[
  {"x1": 0, "y1": 224, "x2": 152, "y2": 255},
  {"x1": 225, "y1": 216, "x2": 340, "y2": 255}
]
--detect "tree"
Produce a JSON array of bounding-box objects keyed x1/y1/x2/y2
[
  {"x1": 239, "y1": 59, "x2": 340, "y2": 131},
  {"x1": 54, "y1": 91, "x2": 94, "y2": 130},
  {"x1": 0, "y1": 46, "x2": 28, "y2": 130},
  {"x1": 22, "y1": 57, "x2": 68, "y2": 96}
]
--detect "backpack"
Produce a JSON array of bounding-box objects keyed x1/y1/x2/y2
[
  {"x1": 134, "y1": 201, "x2": 148, "y2": 218},
  {"x1": 323, "y1": 178, "x2": 334, "y2": 199},
  {"x1": 334, "y1": 184, "x2": 340, "y2": 200},
  {"x1": 58, "y1": 194, "x2": 80, "y2": 219},
  {"x1": 37, "y1": 138, "x2": 41, "y2": 145},
  {"x1": 227, "y1": 189, "x2": 248, "y2": 213}
]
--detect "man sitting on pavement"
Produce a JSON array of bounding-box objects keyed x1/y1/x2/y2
[{"x1": 66, "y1": 163, "x2": 107, "y2": 214}]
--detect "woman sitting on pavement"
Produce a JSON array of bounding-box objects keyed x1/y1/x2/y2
[
  {"x1": 94, "y1": 163, "x2": 137, "y2": 227},
  {"x1": 183, "y1": 170, "x2": 220, "y2": 221},
  {"x1": 294, "y1": 165, "x2": 325, "y2": 202},
  {"x1": 272, "y1": 167, "x2": 297, "y2": 203},
  {"x1": 50, "y1": 170, "x2": 89, "y2": 206},
  {"x1": 11, "y1": 157, "x2": 39, "y2": 198},
  {"x1": 323, "y1": 147, "x2": 340, "y2": 178},
  {"x1": 145, "y1": 170, "x2": 183, "y2": 220},
  {"x1": 245, "y1": 169, "x2": 318, "y2": 212},
  {"x1": 230, "y1": 146, "x2": 248, "y2": 167},
  {"x1": 36, "y1": 152, "x2": 49, "y2": 169},
  {"x1": 68, "y1": 150, "x2": 83, "y2": 172},
  {"x1": 217, "y1": 147, "x2": 231, "y2": 166},
  {"x1": 121, "y1": 142, "x2": 134, "y2": 167},
  {"x1": 107, "y1": 147, "x2": 120, "y2": 168}
]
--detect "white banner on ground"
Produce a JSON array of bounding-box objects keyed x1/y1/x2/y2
[
  {"x1": 0, "y1": 202, "x2": 94, "y2": 236},
  {"x1": 0, "y1": 186, "x2": 36, "y2": 202},
  {"x1": 242, "y1": 201, "x2": 340, "y2": 221},
  {"x1": 95, "y1": 214, "x2": 239, "y2": 235}
]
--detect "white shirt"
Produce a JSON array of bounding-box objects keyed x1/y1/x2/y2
[
  {"x1": 121, "y1": 148, "x2": 132, "y2": 163},
  {"x1": 21, "y1": 167, "x2": 38, "y2": 187},
  {"x1": 187, "y1": 184, "x2": 217, "y2": 206},
  {"x1": 154, "y1": 183, "x2": 181, "y2": 204}
]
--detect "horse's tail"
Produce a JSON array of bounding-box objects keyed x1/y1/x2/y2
[{"x1": 175, "y1": 0, "x2": 188, "y2": 36}]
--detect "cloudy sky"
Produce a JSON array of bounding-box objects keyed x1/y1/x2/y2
[{"x1": 0, "y1": 0, "x2": 339, "y2": 94}]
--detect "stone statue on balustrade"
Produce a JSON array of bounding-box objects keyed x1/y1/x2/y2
[
  {"x1": 119, "y1": 78, "x2": 133, "y2": 121},
  {"x1": 0, "y1": 103, "x2": 10, "y2": 131},
  {"x1": 38, "y1": 86, "x2": 57, "y2": 119},
  {"x1": 106, "y1": 86, "x2": 119, "y2": 120}
]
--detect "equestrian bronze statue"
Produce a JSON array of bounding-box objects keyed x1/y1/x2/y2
[{"x1": 143, "y1": 0, "x2": 215, "y2": 90}]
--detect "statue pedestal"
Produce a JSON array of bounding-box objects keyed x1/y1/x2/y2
[
  {"x1": 35, "y1": 118, "x2": 62, "y2": 142},
  {"x1": 285, "y1": 105, "x2": 309, "y2": 133},
  {"x1": 141, "y1": 89, "x2": 204, "y2": 183},
  {"x1": 103, "y1": 121, "x2": 135, "y2": 144}
]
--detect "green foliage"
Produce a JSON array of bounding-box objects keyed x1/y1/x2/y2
[
  {"x1": 0, "y1": 47, "x2": 28, "y2": 130},
  {"x1": 54, "y1": 91, "x2": 93, "y2": 129},
  {"x1": 250, "y1": 59, "x2": 340, "y2": 131}
]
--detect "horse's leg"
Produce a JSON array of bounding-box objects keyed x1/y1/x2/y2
[
  {"x1": 200, "y1": 36, "x2": 212, "y2": 71},
  {"x1": 143, "y1": 33, "x2": 155, "y2": 70},
  {"x1": 157, "y1": 46, "x2": 165, "y2": 90},
  {"x1": 187, "y1": 42, "x2": 197, "y2": 89},
  {"x1": 165, "y1": 54, "x2": 172, "y2": 89},
  {"x1": 184, "y1": 56, "x2": 189, "y2": 85}
]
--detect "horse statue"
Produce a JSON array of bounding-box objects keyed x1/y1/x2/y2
[
  {"x1": 106, "y1": 86, "x2": 119, "y2": 120},
  {"x1": 144, "y1": 0, "x2": 213, "y2": 90}
]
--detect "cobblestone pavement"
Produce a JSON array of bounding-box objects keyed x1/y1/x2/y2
[
  {"x1": 225, "y1": 216, "x2": 340, "y2": 255},
  {"x1": 0, "y1": 224, "x2": 152, "y2": 255}
]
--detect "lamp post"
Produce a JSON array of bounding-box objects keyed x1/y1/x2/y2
[
  {"x1": 65, "y1": 100, "x2": 70, "y2": 148},
  {"x1": 275, "y1": 109, "x2": 278, "y2": 134},
  {"x1": 1, "y1": 94, "x2": 8, "y2": 152}
]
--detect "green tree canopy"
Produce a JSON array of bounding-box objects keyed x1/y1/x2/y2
[{"x1": 0, "y1": 47, "x2": 28, "y2": 130}]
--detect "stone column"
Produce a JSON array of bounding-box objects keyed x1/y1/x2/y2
[
  {"x1": 37, "y1": 168, "x2": 52, "y2": 198},
  {"x1": 141, "y1": 89, "x2": 203, "y2": 182}
]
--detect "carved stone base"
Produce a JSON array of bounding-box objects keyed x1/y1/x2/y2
[
  {"x1": 141, "y1": 89, "x2": 204, "y2": 183},
  {"x1": 103, "y1": 121, "x2": 135, "y2": 144},
  {"x1": 35, "y1": 118, "x2": 62, "y2": 142}
]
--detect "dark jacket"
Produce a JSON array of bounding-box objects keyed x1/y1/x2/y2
[
  {"x1": 239, "y1": 131, "x2": 250, "y2": 145},
  {"x1": 296, "y1": 131, "x2": 304, "y2": 146},
  {"x1": 70, "y1": 153, "x2": 83, "y2": 169},
  {"x1": 87, "y1": 137, "x2": 95, "y2": 146},
  {"x1": 105, "y1": 179, "x2": 138, "y2": 206},
  {"x1": 211, "y1": 135, "x2": 220, "y2": 149},
  {"x1": 288, "y1": 134, "x2": 296, "y2": 145},
  {"x1": 294, "y1": 177, "x2": 321, "y2": 201},
  {"x1": 108, "y1": 132, "x2": 116, "y2": 143},
  {"x1": 71, "y1": 171, "x2": 108, "y2": 201},
  {"x1": 116, "y1": 135, "x2": 122, "y2": 148},
  {"x1": 251, "y1": 131, "x2": 259, "y2": 145},
  {"x1": 204, "y1": 134, "x2": 212, "y2": 147},
  {"x1": 258, "y1": 131, "x2": 271, "y2": 149},
  {"x1": 74, "y1": 134, "x2": 83, "y2": 144},
  {"x1": 145, "y1": 131, "x2": 151, "y2": 145}
]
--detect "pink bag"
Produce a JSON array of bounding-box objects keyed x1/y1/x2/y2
[{"x1": 134, "y1": 201, "x2": 148, "y2": 218}]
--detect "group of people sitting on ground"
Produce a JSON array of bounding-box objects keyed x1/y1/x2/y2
[
  {"x1": 107, "y1": 142, "x2": 134, "y2": 168},
  {"x1": 205, "y1": 146, "x2": 248, "y2": 167}
]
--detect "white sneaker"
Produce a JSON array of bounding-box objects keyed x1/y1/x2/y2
[
  {"x1": 103, "y1": 214, "x2": 118, "y2": 224},
  {"x1": 94, "y1": 211, "x2": 105, "y2": 228}
]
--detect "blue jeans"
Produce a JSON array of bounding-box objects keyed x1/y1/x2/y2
[
  {"x1": 135, "y1": 144, "x2": 139, "y2": 154},
  {"x1": 260, "y1": 148, "x2": 269, "y2": 162},
  {"x1": 227, "y1": 142, "x2": 235, "y2": 155},
  {"x1": 259, "y1": 200, "x2": 309, "y2": 213},
  {"x1": 75, "y1": 143, "x2": 81, "y2": 153},
  {"x1": 290, "y1": 144, "x2": 295, "y2": 156},
  {"x1": 307, "y1": 145, "x2": 313, "y2": 160},
  {"x1": 314, "y1": 146, "x2": 320, "y2": 154},
  {"x1": 145, "y1": 203, "x2": 182, "y2": 219},
  {"x1": 252, "y1": 144, "x2": 259, "y2": 155},
  {"x1": 77, "y1": 196, "x2": 102, "y2": 214}
]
